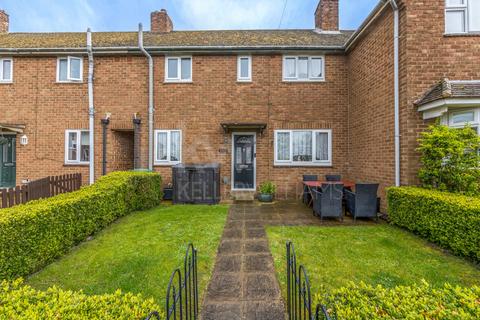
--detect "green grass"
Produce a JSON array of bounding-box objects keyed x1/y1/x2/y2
[
  {"x1": 27, "y1": 204, "x2": 228, "y2": 306},
  {"x1": 267, "y1": 225, "x2": 480, "y2": 297}
]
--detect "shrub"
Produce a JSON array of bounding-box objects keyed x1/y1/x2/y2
[
  {"x1": 417, "y1": 124, "x2": 480, "y2": 195},
  {"x1": 0, "y1": 279, "x2": 163, "y2": 319},
  {"x1": 314, "y1": 281, "x2": 480, "y2": 320},
  {"x1": 387, "y1": 186, "x2": 480, "y2": 261},
  {"x1": 259, "y1": 181, "x2": 277, "y2": 195},
  {"x1": 0, "y1": 171, "x2": 162, "y2": 280}
]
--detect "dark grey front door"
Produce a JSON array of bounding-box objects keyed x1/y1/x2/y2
[
  {"x1": 0, "y1": 135, "x2": 16, "y2": 188},
  {"x1": 233, "y1": 134, "x2": 255, "y2": 189}
]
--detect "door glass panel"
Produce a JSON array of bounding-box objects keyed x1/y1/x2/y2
[
  {"x1": 245, "y1": 146, "x2": 252, "y2": 164},
  {"x1": 157, "y1": 132, "x2": 168, "y2": 161},
  {"x1": 236, "y1": 147, "x2": 243, "y2": 164},
  {"x1": 292, "y1": 131, "x2": 312, "y2": 162}
]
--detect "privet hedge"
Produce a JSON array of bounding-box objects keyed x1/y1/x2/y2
[
  {"x1": 314, "y1": 281, "x2": 480, "y2": 320},
  {"x1": 0, "y1": 279, "x2": 163, "y2": 319},
  {"x1": 0, "y1": 171, "x2": 162, "y2": 280},
  {"x1": 387, "y1": 187, "x2": 480, "y2": 262}
]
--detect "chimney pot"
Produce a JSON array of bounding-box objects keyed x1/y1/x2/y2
[
  {"x1": 315, "y1": 0, "x2": 339, "y2": 31},
  {"x1": 151, "y1": 9, "x2": 173, "y2": 33},
  {"x1": 0, "y1": 10, "x2": 9, "y2": 33}
]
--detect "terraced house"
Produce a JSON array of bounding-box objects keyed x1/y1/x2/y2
[{"x1": 0, "y1": 0, "x2": 479, "y2": 209}]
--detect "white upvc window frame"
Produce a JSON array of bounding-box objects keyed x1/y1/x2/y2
[
  {"x1": 57, "y1": 56, "x2": 83, "y2": 83},
  {"x1": 154, "y1": 130, "x2": 182, "y2": 165},
  {"x1": 165, "y1": 56, "x2": 192, "y2": 83},
  {"x1": 237, "y1": 55, "x2": 252, "y2": 82},
  {"x1": 442, "y1": 108, "x2": 480, "y2": 134},
  {"x1": 274, "y1": 129, "x2": 332, "y2": 166},
  {"x1": 64, "y1": 130, "x2": 90, "y2": 165},
  {"x1": 282, "y1": 56, "x2": 325, "y2": 82},
  {"x1": 445, "y1": 0, "x2": 480, "y2": 34},
  {"x1": 0, "y1": 57, "x2": 13, "y2": 83}
]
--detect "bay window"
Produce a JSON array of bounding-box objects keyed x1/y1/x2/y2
[
  {"x1": 445, "y1": 0, "x2": 480, "y2": 34},
  {"x1": 274, "y1": 130, "x2": 332, "y2": 166},
  {"x1": 155, "y1": 130, "x2": 182, "y2": 165},
  {"x1": 65, "y1": 130, "x2": 89, "y2": 164}
]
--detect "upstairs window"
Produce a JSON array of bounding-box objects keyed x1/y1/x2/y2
[
  {"x1": 155, "y1": 130, "x2": 182, "y2": 165},
  {"x1": 445, "y1": 0, "x2": 480, "y2": 34},
  {"x1": 283, "y1": 56, "x2": 324, "y2": 81},
  {"x1": 57, "y1": 57, "x2": 83, "y2": 82},
  {"x1": 65, "y1": 130, "x2": 90, "y2": 164},
  {"x1": 274, "y1": 130, "x2": 332, "y2": 166},
  {"x1": 237, "y1": 56, "x2": 252, "y2": 82},
  {"x1": 0, "y1": 58, "x2": 12, "y2": 83},
  {"x1": 165, "y1": 57, "x2": 192, "y2": 82}
]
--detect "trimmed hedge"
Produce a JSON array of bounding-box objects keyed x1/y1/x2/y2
[
  {"x1": 387, "y1": 187, "x2": 480, "y2": 262},
  {"x1": 0, "y1": 279, "x2": 163, "y2": 319},
  {"x1": 314, "y1": 281, "x2": 480, "y2": 319},
  {"x1": 0, "y1": 171, "x2": 162, "y2": 280}
]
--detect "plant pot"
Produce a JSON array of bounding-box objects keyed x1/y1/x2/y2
[
  {"x1": 163, "y1": 188, "x2": 173, "y2": 201},
  {"x1": 258, "y1": 193, "x2": 273, "y2": 202}
]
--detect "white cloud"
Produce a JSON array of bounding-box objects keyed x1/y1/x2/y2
[
  {"x1": 7, "y1": 0, "x2": 101, "y2": 32},
  {"x1": 172, "y1": 0, "x2": 291, "y2": 30}
]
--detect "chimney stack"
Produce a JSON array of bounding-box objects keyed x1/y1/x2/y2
[
  {"x1": 0, "y1": 10, "x2": 9, "y2": 33},
  {"x1": 315, "y1": 0, "x2": 339, "y2": 31},
  {"x1": 151, "y1": 9, "x2": 173, "y2": 33}
]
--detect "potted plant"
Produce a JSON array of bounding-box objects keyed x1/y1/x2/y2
[
  {"x1": 163, "y1": 182, "x2": 173, "y2": 201},
  {"x1": 258, "y1": 181, "x2": 276, "y2": 202}
]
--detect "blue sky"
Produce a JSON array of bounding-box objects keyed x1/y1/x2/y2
[{"x1": 2, "y1": 0, "x2": 379, "y2": 32}]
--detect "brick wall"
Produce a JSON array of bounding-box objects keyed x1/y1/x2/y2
[{"x1": 1, "y1": 53, "x2": 349, "y2": 199}]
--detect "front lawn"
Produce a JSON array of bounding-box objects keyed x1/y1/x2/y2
[
  {"x1": 27, "y1": 204, "x2": 228, "y2": 307},
  {"x1": 267, "y1": 225, "x2": 480, "y2": 296}
]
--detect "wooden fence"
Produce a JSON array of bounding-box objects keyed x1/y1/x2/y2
[{"x1": 0, "y1": 173, "x2": 82, "y2": 209}]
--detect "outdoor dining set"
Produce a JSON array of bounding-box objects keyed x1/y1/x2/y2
[{"x1": 302, "y1": 174, "x2": 380, "y2": 221}]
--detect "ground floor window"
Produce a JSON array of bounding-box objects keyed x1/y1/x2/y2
[
  {"x1": 65, "y1": 130, "x2": 89, "y2": 164},
  {"x1": 154, "y1": 130, "x2": 182, "y2": 165},
  {"x1": 274, "y1": 129, "x2": 332, "y2": 166}
]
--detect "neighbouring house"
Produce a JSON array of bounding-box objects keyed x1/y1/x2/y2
[{"x1": 0, "y1": 0, "x2": 479, "y2": 208}]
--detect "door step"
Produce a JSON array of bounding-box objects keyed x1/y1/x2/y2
[{"x1": 231, "y1": 191, "x2": 256, "y2": 201}]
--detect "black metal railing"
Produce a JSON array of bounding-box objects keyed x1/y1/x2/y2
[
  {"x1": 286, "y1": 241, "x2": 331, "y2": 320},
  {"x1": 146, "y1": 243, "x2": 198, "y2": 320}
]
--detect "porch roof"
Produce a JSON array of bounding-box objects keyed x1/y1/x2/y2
[
  {"x1": 221, "y1": 123, "x2": 267, "y2": 134},
  {"x1": 0, "y1": 123, "x2": 25, "y2": 133}
]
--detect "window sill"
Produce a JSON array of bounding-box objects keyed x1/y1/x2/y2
[
  {"x1": 444, "y1": 32, "x2": 480, "y2": 37},
  {"x1": 282, "y1": 79, "x2": 326, "y2": 83},
  {"x1": 164, "y1": 80, "x2": 193, "y2": 84},
  {"x1": 237, "y1": 79, "x2": 252, "y2": 83},
  {"x1": 0, "y1": 81, "x2": 13, "y2": 84},
  {"x1": 274, "y1": 163, "x2": 332, "y2": 167},
  {"x1": 154, "y1": 163, "x2": 181, "y2": 167},
  {"x1": 56, "y1": 81, "x2": 84, "y2": 84},
  {"x1": 64, "y1": 163, "x2": 89, "y2": 167}
]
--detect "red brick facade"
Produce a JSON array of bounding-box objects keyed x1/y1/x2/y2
[{"x1": 1, "y1": 0, "x2": 479, "y2": 207}]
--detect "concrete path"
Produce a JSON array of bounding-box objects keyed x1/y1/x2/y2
[{"x1": 201, "y1": 200, "x2": 375, "y2": 319}]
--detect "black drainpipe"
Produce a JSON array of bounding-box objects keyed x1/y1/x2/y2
[
  {"x1": 133, "y1": 118, "x2": 142, "y2": 170},
  {"x1": 101, "y1": 118, "x2": 110, "y2": 175}
]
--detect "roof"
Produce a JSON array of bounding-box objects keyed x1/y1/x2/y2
[
  {"x1": 415, "y1": 79, "x2": 480, "y2": 106},
  {"x1": 0, "y1": 30, "x2": 355, "y2": 52}
]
